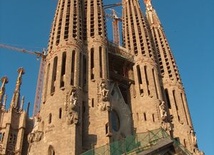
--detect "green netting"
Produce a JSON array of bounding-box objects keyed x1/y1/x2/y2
[{"x1": 81, "y1": 128, "x2": 170, "y2": 155}]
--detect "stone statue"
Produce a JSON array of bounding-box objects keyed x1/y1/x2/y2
[
  {"x1": 27, "y1": 131, "x2": 43, "y2": 143},
  {"x1": 161, "y1": 121, "x2": 171, "y2": 132},
  {"x1": 66, "y1": 87, "x2": 79, "y2": 125},
  {"x1": 159, "y1": 101, "x2": 167, "y2": 121},
  {"x1": 100, "y1": 80, "x2": 109, "y2": 101},
  {"x1": 190, "y1": 128, "x2": 197, "y2": 147},
  {"x1": 98, "y1": 80, "x2": 110, "y2": 111}
]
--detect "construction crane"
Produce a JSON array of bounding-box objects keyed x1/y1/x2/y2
[
  {"x1": 0, "y1": 43, "x2": 46, "y2": 116},
  {"x1": 106, "y1": 9, "x2": 122, "y2": 45}
]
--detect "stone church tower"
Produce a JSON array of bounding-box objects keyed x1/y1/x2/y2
[{"x1": 0, "y1": 0, "x2": 203, "y2": 154}]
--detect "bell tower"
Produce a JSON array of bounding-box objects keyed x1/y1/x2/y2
[
  {"x1": 122, "y1": 0, "x2": 171, "y2": 134},
  {"x1": 82, "y1": 0, "x2": 111, "y2": 150},
  {"x1": 28, "y1": 0, "x2": 84, "y2": 154},
  {"x1": 144, "y1": 0, "x2": 202, "y2": 154}
]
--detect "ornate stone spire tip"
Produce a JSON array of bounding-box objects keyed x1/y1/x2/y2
[
  {"x1": 144, "y1": 0, "x2": 152, "y2": 5},
  {"x1": 1, "y1": 76, "x2": 8, "y2": 84},
  {"x1": 17, "y1": 67, "x2": 25, "y2": 74}
]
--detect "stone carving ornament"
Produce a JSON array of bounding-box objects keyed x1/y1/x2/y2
[
  {"x1": 98, "y1": 80, "x2": 110, "y2": 111},
  {"x1": 65, "y1": 87, "x2": 79, "y2": 125},
  {"x1": 28, "y1": 131, "x2": 43, "y2": 143},
  {"x1": 159, "y1": 101, "x2": 167, "y2": 121}
]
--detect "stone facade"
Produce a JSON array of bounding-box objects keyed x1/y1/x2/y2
[{"x1": 0, "y1": 0, "x2": 203, "y2": 154}]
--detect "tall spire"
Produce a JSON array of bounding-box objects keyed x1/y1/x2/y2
[
  {"x1": 144, "y1": 0, "x2": 181, "y2": 83},
  {"x1": 122, "y1": 0, "x2": 169, "y2": 134},
  {"x1": 83, "y1": 0, "x2": 110, "y2": 150},
  {"x1": 29, "y1": 0, "x2": 85, "y2": 154},
  {"x1": 144, "y1": 0, "x2": 161, "y2": 27},
  {"x1": 47, "y1": 0, "x2": 84, "y2": 52},
  {"x1": 10, "y1": 68, "x2": 24, "y2": 109},
  {"x1": 86, "y1": 0, "x2": 107, "y2": 40},
  {"x1": 144, "y1": 1, "x2": 203, "y2": 154},
  {"x1": 0, "y1": 76, "x2": 8, "y2": 107}
]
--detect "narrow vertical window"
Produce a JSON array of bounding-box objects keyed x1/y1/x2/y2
[
  {"x1": 70, "y1": 50, "x2": 75, "y2": 85},
  {"x1": 49, "y1": 113, "x2": 52, "y2": 124},
  {"x1": 152, "y1": 114, "x2": 155, "y2": 122},
  {"x1": 152, "y1": 69, "x2": 158, "y2": 99},
  {"x1": 165, "y1": 89, "x2": 171, "y2": 109},
  {"x1": 83, "y1": 55, "x2": 87, "y2": 87},
  {"x1": 173, "y1": 90, "x2": 178, "y2": 110},
  {"x1": 144, "y1": 66, "x2": 149, "y2": 85},
  {"x1": 48, "y1": 145, "x2": 55, "y2": 155},
  {"x1": 99, "y1": 47, "x2": 103, "y2": 78},
  {"x1": 90, "y1": 48, "x2": 94, "y2": 80},
  {"x1": 136, "y1": 65, "x2": 142, "y2": 84},
  {"x1": 105, "y1": 123, "x2": 109, "y2": 135},
  {"x1": 181, "y1": 93, "x2": 189, "y2": 125},
  {"x1": 51, "y1": 57, "x2": 58, "y2": 95},
  {"x1": 79, "y1": 53, "x2": 82, "y2": 87},
  {"x1": 173, "y1": 90, "x2": 180, "y2": 122},
  {"x1": 91, "y1": 98, "x2": 94, "y2": 107},
  {"x1": 60, "y1": 52, "x2": 66, "y2": 88},
  {"x1": 136, "y1": 65, "x2": 143, "y2": 95},
  {"x1": 143, "y1": 112, "x2": 147, "y2": 121},
  {"x1": 44, "y1": 63, "x2": 50, "y2": 102},
  {"x1": 144, "y1": 66, "x2": 150, "y2": 96},
  {"x1": 136, "y1": 113, "x2": 139, "y2": 121},
  {"x1": 59, "y1": 108, "x2": 62, "y2": 119}
]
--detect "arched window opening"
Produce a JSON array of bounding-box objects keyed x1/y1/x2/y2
[
  {"x1": 60, "y1": 52, "x2": 66, "y2": 88},
  {"x1": 59, "y1": 108, "x2": 62, "y2": 119},
  {"x1": 48, "y1": 145, "x2": 55, "y2": 155},
  {"x1": 49, "y1": 113, "x2": 52, "y2": 124},
  {"x1": 51, "y1": 57, "x2": 58, "y2": 95}
]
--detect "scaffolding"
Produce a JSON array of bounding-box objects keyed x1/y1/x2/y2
[
  {"x1": 108, "y1": 41, "x2": 134, "y2": 63},
  {"x1": 81, "y1": 128, "x2": 192, "y2": 155}
]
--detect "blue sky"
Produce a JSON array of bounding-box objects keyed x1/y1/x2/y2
[{"x1": 0, "y1": 0, "x2": 213, "y2": 154}]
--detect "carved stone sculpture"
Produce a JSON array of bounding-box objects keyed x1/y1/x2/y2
[
  {"x1": 159, "y1": 101, "x2": 167, "y2": 121},
  {"x1": 28, "y1": 131, "x2": 43, "y2": 143},
  {"x1": 66, "y1": 87, "x2": 79, "y2": 125},
  {"x1": 100, "y1": 80, "x2": 109, "y2": 101},
  {"x1": 190, "y1": 128, "x2": 197, "y2": 147}
]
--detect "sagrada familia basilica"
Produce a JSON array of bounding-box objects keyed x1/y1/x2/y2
[{"x1": 0, "y1": 0, "x2": 203, "y2": 154}]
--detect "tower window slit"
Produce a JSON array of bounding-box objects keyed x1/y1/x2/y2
[
  {"x1": 181, "y1": 93, "x2": 189, "y2": 125},
  {"x1": 165, "y1": 89, "x2": 171, "y2": 109},
  {"x1": 144, "y1": 66, "x2": 149, "y2": 85},
  {"x1": 136, "y1": 113, "x2": 139, "y2": 121},
  {"x1": 49, "y1": 113, "x2": 52, "y2": 124},
  {"x1": 136, "y1": 65, "x2": 142, "y2": 84},
  {"x1": 173, "y1": 90, "x2": 180, "y2": 121},
  {"x1": 152, "y1": 114, "x2": 155, "y2": 122},
  {"x1": 44, "y1": 63, "x2": 50, "y2": 102},
  {"x1": 59, "y1": 108, "x2": 62, "y2": 119},
  {"x1": 90, "y1": 48, "x2": 94, "y2": 80},
  {"x1": 172, "y1": 90, "x2": 178, "y2": 110},
  {"x1": 99, "y1": 47, "x2": 103, "y2": 78},
  {"x1": 60, "y1": 52, "x2": 66, "y2": 88},
  {"x1": 83, "y1": 55, "x2": 87, "y2": 86},
  {"x1": 79, "y1": 53, "x2": 82, "y2": 87},
  {"x1": 144, "y1": 66, "x2": 150, "y2": 96},
  {"x1": 51, "y1": 57, "x2": 58, "y2": 95},
  {"x1": 143, "y1": 112, "x2": 147, "y2": 121},
  {"x1": 91, "y1": 98, "x2": 94, "y2": 107},
  {"x1": 70, "y1": 50, "x2": 76, "y2": 85},
  {"x1": 152, "y1": 68, "x2": 158, "y2": 99},
  {"x1": 136, "y1": 65, "x2": 143, "y2": 95}
]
